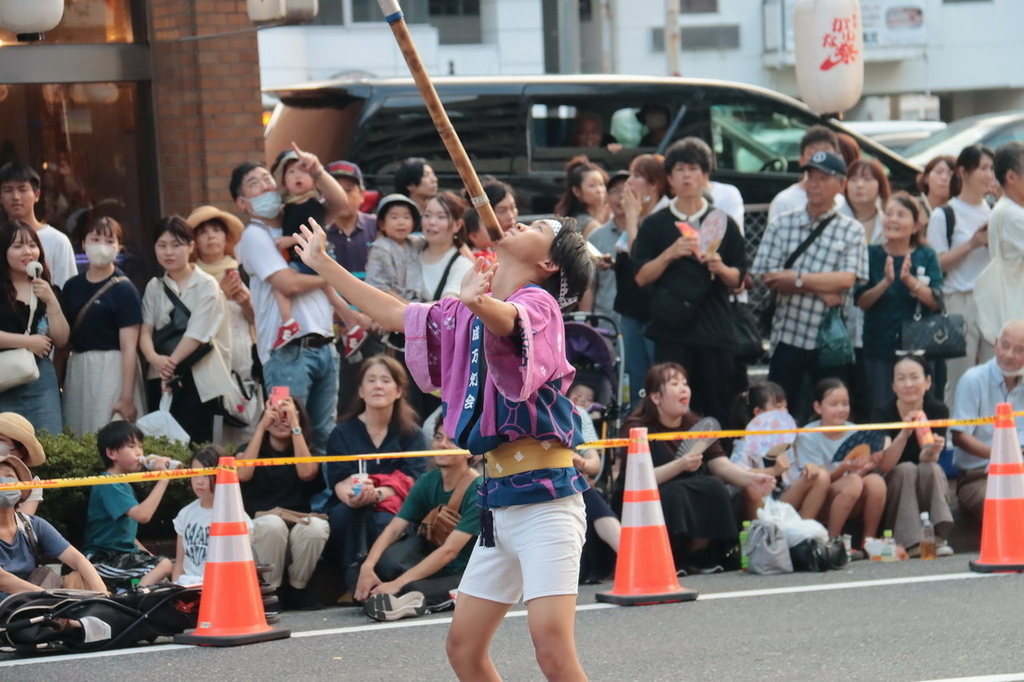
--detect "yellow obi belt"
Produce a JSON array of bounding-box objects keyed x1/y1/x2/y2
[{"x1": 485, "y1": 438, "x2": 575, "y2": 478}]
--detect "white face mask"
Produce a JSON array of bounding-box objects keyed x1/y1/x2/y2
[
  {"x1": 84, "y1": 243, "x2": 117, "y2": 268},
  {"x1": 0, "y1": 477, "x2": 20, "y2": 509},
  {"x1": 248, "y1": 190, "x2": 283, "y2": 219}
]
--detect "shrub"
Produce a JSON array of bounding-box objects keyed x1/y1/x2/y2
[{"x1": 34, "y1": 432, "x2": 197, "y2": 545}]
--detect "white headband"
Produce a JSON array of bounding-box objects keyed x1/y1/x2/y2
[{"x1": 540, "y1": 218, "x2": 563, "y2": 236}]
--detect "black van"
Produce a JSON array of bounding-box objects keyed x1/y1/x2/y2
[{"x1": 265, "y1": 75, "x2": 920, "y2": 214}]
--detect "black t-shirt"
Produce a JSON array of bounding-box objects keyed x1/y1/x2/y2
[
  {"x1": 0, "y1": 293, "x2": 53, "y2": 336},
  {"x1": 871, "y1": 396, "x2": 949, "y2": 465},
  {"x1": 60, "y1": 269, "x2": 143, "y2": 352},
  {"x1": 613, "y1": 251, "x2": 651, "y2": 322},
  {"x1": 239, "y1": 439, "x2": 323, "y2": 515},
  {"x1": 631, "y1": 204, "x2": 746, "y2": 345},
  {"x1": 282, "y1": 198, "x2": 326, "y2": 263}
]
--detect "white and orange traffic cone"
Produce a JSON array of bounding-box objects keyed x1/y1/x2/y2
[
  {"x1": 597, "y1": 427, "x2": 697, "y2": 605},
  {"x1": 970, "y1": 403, "x2": 1024, "y2": 573},
  {"x1": 176, "y1": 456, "x2": 291, "y2": 646}
]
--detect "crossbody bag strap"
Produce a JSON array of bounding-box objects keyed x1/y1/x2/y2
[
  {"x1": 71, "y1": 276, "x2": 126, "y2": 337},
  {"x1": 15, "y1": 511, "x2": 39, "y2": 562},
  {"x1": 161, "y1": 281, "x2": 192, "y2": 319},
  {"x1": 446, "y1": 468, "x2": 480, "y2": 513},
  {"x1": 432, "y1": 251, "x2": 462, "y2": 302},
  {"x1": 783, "y1": 213, "x2": 837, "y2": 270}
]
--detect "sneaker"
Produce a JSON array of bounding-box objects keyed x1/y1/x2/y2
[
  {"x1": 342, "y1": 325, "x2": 367, "y2": 358},
  {"x1": 936, "y1": 540, "x2": 954, "y2": 557},
  {"x1": 363, "y1": 591, "x2": 427, "y2": 622},
  {"x1": 272, "y1": 319, "x2": 301, "y2": 350},
  {"x1": 850, "y1": 549, "x2": 867, "y2": 561},
  {"x1": 906, "y1": 544, "x2": 921, "y2": 558},
  {"x1": 691, "y1": 564, "x2": 725, "y2": 575}
]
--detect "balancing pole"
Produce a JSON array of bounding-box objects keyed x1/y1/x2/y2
[{"x1": 375, "y1": 0, "x2": 502, "y2": 236}]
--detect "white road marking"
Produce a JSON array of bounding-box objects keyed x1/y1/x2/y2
[
  {"x1": 0, "y1": 571, "x2": 1008, "y2": 669},
  {"x1": 918, "y1": 676, "x2": 1024, "y2": 682}
]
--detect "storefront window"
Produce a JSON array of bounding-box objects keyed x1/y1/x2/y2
[
  {"x1": 0, "y1": 0, "x2": 136, "y2": 45},
  {"x1": 0, "y1": 81, "x2": 151, "y2": 280}
]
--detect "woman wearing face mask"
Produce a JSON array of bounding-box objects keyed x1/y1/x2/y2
[
  {"x1": 0, "y1": 454, "x2": 107, "y2": 597},
  {"x1": 60, "y1": 216, "x2": 145, "y2": 435},
  {"x1": 0, "y1": 411, "x2": 47, "y2": 516}
]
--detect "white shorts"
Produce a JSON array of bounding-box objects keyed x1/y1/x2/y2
[{"x1": 458, "y1": 494, "x2": 586, "y2": 605}]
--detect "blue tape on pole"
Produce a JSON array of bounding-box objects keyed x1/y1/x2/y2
[{"x1": 385, "y1": 10, "x2": 404, "y2": 23}]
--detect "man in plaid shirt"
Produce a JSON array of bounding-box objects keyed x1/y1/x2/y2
[{"x1": 752, "y1": 151, "x2": 868, "y2": 415}]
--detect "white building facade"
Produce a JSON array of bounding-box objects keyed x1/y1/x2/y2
[{"x1": 258, "y1": 0, "x2": 1024, "y2": 120}]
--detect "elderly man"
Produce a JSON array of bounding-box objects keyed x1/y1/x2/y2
[{"x1": 950, "y1": 319, "x2": 1024, "y2": 522}]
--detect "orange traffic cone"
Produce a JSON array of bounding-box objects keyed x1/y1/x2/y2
[
  {"x1": 597, "y1": 427, "x2": 697, "y2": 605},
  {"x1": 970, "y1": 403, "x2": 1024, "y2": 573},
  {"x1": 176, "y1": 456, "x2": 291, "y2": 645}
]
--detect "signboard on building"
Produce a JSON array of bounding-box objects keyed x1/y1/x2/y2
[{"x1": 768, "y1": 0, "x2": 926, "y2": 55}]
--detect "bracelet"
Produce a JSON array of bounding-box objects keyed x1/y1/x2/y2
[{"x1": 375, "y1": 489, "x2": 384, "y2": 503}]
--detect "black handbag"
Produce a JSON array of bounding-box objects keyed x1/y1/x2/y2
[
  {"x1": 151, "y1": 282, "x2": 212, "y2": 367},
  {"x1": 900, "y1": 302, "x2": 967, "y2": 360},
  {"x1": 731, "y1": 301, "x2": 764, "y2": 363},
  {"x1": 789, "y1": 537, "x2": 849, "y2": 572}
]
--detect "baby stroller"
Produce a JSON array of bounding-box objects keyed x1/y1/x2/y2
[
  {"x1": 0, "y1": 585, "x2": 200, "y2": 655},
  {"x1": 563, "y1": 312, "x2": 626, "y2": 488}
]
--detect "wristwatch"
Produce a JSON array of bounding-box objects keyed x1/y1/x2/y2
[
  {"x1": 291, "y1": 426, "x2": 303, "y2": 436},
  {"x1": 794, "y1": 272, "x2": 804, "y2": 289}
]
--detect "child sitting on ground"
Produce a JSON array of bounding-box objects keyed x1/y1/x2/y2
[
  {"x1": 731, "y1": 382, "x2": 830, "y2": 521},
  {"x1": 171, "y1": 445, "x2": 253, "y2": 586},
  {"x1": 270, "y1": 148, "x2": 367, "y2": 352},
  {"x1": 83, "y1": 421, "x2": 174, "y2": 590}
]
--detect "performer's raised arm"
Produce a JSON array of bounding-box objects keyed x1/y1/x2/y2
[{"x1": 294, "y1": 218, "x2": 407, "y2": 332}]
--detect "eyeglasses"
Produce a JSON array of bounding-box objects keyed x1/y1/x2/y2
[{"x1": 894, "y1": 349, "x2": 926, "y2": 357}]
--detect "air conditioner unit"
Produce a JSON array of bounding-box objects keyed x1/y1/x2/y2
[{"x1": 247, "y1": 0, "x2": 318, "y2": 26}]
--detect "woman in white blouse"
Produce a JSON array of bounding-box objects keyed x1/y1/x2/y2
[
  {"x1": 139, "y1": 215, "x2": 231, "y2": 444},
  {"x1": 418, "y1": 191, "x2": 473, "y2": 303}
]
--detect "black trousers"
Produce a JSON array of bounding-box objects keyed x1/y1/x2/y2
[{"x1": 654, "y1": 342, "x2": 735, "y2": 425}]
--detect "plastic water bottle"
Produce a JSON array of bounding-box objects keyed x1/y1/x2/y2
[
  {"x1": 920, "y1": 511, "x2": 937, "y2": 561},
  {"x1": 881, "y1": 530, "x2": 898, "y2": 562},
  {"x1": 138, "y1": 454, "x2": 182, "y2": 471},
  {"x1": 739, "y1": 521, "x2": 751, "y2": 571}
]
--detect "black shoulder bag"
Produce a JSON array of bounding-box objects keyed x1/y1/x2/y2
[
  {"x1": 151, "y1": 282, "x2": 213, "y2": 370},
  {"x1": 431, "y1": 251, "x2": 462, "y2": 302},
  {"x1": 758, "y1": 213, "x2": 837, "y2": 336}
]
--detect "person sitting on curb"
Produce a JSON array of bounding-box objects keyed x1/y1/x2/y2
[
  {"x1": 0, "y1": 454, "x2": 107, "y2": 597},
  {"x1": 351, "y1": 422, "x2": 480, "y2": 621}
]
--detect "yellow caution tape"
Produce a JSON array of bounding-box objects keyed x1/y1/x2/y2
[
  {"x1": 575, "y1": 411, "x2": 1020, "y2": 451},
  {"x1": 0, "y1": 411, "x2": 1018, "y2": 492}
]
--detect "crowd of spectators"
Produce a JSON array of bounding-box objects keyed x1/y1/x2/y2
[{"x1": 3, "y1": 120, "x2": 1024, "y2": 613}]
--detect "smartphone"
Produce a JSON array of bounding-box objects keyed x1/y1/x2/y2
[{"x1": 270, "y1": 386, "x2": 290, "y2": 406}]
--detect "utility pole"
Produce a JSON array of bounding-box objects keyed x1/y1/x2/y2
[{"x1": 665, "y1": 0, "x2": 679, "y2": 76}]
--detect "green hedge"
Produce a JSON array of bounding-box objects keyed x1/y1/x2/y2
[{"x1": 33, "y1": 432, "x2": 199, "y2": 545}]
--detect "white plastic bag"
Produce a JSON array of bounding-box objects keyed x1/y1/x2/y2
[
  {"x1": 136, "y1": 393, "x2": 190, "y2": 445},
  {"x1": 757, "y1": 497, "x2": 828, "y2": 547}
]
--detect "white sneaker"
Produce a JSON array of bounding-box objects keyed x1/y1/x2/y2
[
  {"x1": 363, "y1": 591, "x2": 427, "y2": 622},
  {"x1": 936, "y1": 540, "x2": 954, "y2": 557}
]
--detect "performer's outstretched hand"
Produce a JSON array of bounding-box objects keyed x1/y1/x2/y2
[
  {"x1": 294, "y1": 217, "x2": 331, "y2": 272},
  {"x1": 460, "y1": 257, "x2": 497, "y2": 306}
]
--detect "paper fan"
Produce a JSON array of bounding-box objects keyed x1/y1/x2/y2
[
  {"x1": 699, "y1": 209, "x2": 728, "y2": 257},
  {"x1": 830, "y1": 429, "x2": 887, "y2": 463},
  {"x1": 743, "y1": 409, "x2": 797, "y2": 463},
  {"x1": 675, "y1": 416, "x2": 721, "y2": 459}
]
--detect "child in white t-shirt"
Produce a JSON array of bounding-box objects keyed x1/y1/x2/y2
[{"x1": 172, "y1": 445, "x2": 252, "y2": 586}]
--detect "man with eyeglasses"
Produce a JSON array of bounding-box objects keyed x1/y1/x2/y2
[{"x1": 950, "y1": 319, "x2": 1024, "y2": 522}]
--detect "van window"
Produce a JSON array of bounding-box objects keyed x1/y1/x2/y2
[
  {"x1": 351, "y1": 92, "x2": 522, "y2": 185},
  {"x1": 709, "y1": 104, "x2": 803, "y2": 174}
]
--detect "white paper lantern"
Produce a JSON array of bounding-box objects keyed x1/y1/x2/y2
[
  {"x1": 0, "y1": 0, "x2": 65, "y2": 41},
  {"x1": 793, "y1": 0, "x2": 864, "y2": 115}
]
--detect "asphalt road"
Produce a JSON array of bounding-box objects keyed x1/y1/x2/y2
[{"x1": 3, "y1": 555, "x2": 1022, "y2": 682}]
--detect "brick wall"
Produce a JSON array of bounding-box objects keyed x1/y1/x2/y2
[{"x1": 149, "y1": 0, "x2": 265, "y2": 215}]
